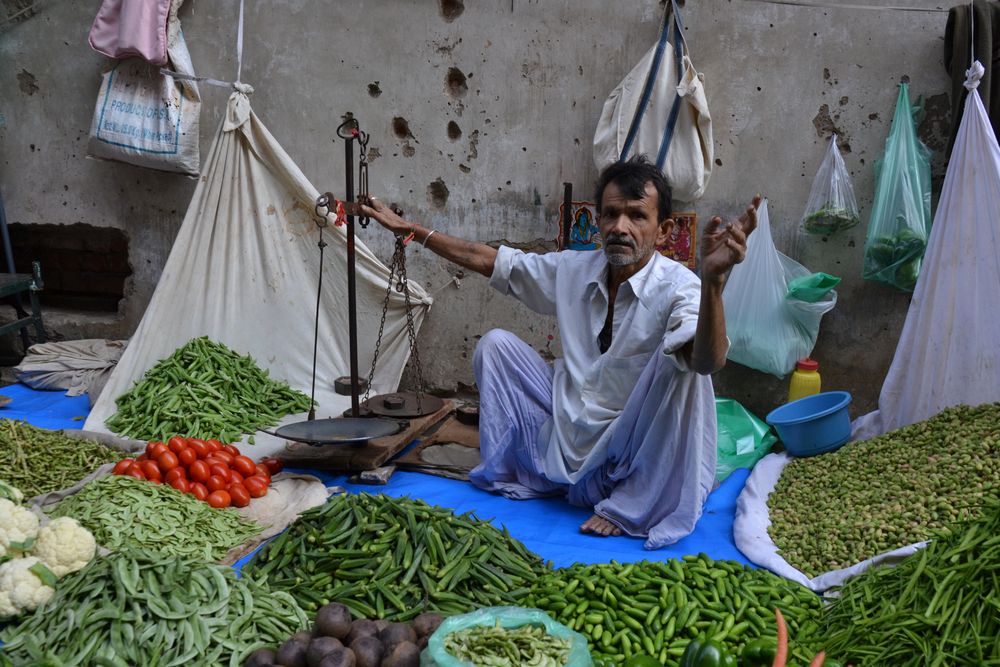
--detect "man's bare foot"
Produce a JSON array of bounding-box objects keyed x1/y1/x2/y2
[{"x1": 580, "y1": 514, "x2": 623, "y2": 537}]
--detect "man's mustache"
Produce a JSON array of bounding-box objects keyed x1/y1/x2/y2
[{"x1": 604, "y1": 235, "x2": 636, "y2": 249}]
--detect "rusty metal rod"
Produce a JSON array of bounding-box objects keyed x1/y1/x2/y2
[{"x1": 345, "y1": 136, "x2": 361, "y2": 418}]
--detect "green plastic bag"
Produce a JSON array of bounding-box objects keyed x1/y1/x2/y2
[
  {"x1": 715, "y1": 398, "x2": 778, "y2": 482},
  {"x1": 863, "y1": 83, "x2": 932, "y2": 292},
  {"x1": 785, "y1": 272, "x2": 841, "y2": 303},
  {"x1": 421, "y1": 606, "x2": 593, "y2": 667}
]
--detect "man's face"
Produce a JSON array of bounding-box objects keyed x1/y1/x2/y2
[{"x1": 598, "y1": 181, "x2": 673, "y2": 268}]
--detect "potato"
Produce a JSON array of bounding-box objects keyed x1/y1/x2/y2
[
  {"x1": 317, "y1": 647, "x2": 357, "y2": 667},
  {"x1": 348, "y1": 636, "x2": 384, "y2": 667},
  {"x1": 411, "y1": 613, "x2": 444, "y2": 639},
  {"x1": 307, "y1": 636, "x2": 344, "y2": 667},
  {"x1": 244, "y1": 647, "x2": 277, "y2": 667},
  {"x1": 373, "y1": 619, "x2": 390, "y2": 633},
  {"x1": 276, "y1": 631, "x2": 312, "y2": 667},
  {"x1": 377, "y1": 623, "x2": 416, "y2": 650},
  {"x1": 346, "y1": 619, "x2": 379, "y2": 645},
  {"x1": 314, "y1": 603, "x2": 353, "y2": 639},
  {"x1": 379, "y1": 641, "x2": 420, "y2": 667}
]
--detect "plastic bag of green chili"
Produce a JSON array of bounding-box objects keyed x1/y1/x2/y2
[{"x1": 425, "y1": 606, "x2": 593, "y2": 667}]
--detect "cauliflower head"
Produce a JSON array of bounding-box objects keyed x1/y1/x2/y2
[
  {"x1": 0, "y1": 498, "x2": 40, "y2": 558},
  {"x1": 0, "y1": 556, "x2": 55, "y2": 620},
  {"x1": 33, "y1": 517, "x2": 97, "y2": 577}
]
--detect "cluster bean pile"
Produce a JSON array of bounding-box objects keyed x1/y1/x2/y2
[
  {"x1": 106, "y1": 336, "x2": 313, "y2": 442},
  {"x1": 444, "y1": 621, "x2": 571, "y2": 667},
  {"x1": 245, "y1": 493, "x2": 549, "y2": 620},
  {"x1": 0, "y1": 419, "x2": 124, "y2": 497},
  {"x1": 0, "y1": 549, "x2": 309, "y2": 667},
  {"x1": 769, "y1": 403, "x2": 1000, "y2": 576},
  {"x1": 524, "y1": 555, "x2": 823, "y2": 666},
  {"x1": 51, "y1": 475, "x2": 262, "y2": 560},
  {"x1": 820, "y1": 498, "x2": 1000, "y2": 664}
]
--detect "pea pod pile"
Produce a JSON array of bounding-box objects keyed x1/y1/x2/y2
[
  {"x1": 523, "y1": 555, "x2": 823, "y2": 666},
  {"x1": 819, "y1": 497, "x2": 1000, "y2": 664},
  {"x1": 0, "y1": 549, "x2": 309, "y2": 667},
  {"x1": 244, "y1": 493, "x2": 550, "y2": 620},
  {"x1": 50, "y1": 474, "x2": 262, "y2": 561},
  {"x1": 768, "y1": 403, "x2": 1000, "y2": 577},
  {"x1": 0, "y1": 419, "x2": 125, "y2": 498},
  {"x1": 444, "y1": 621, "x2": 572, "y2": 667},
  {"x1": 106, "y1": 336, "x2": 313, "y2": 442}
]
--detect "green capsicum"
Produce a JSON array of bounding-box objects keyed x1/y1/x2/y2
[
  {"x1": 679, "y1": 635, "x2": 738, "y2": 667},
  {"x1": 740, "y1": 638, "x2": 777, "y2": 666}
]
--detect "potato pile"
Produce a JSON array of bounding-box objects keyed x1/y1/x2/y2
[{"x1": 246, "y1": 602, "x2": 444, "y2": 667}]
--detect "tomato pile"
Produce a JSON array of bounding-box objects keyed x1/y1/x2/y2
[{"x1": 112, "y1": 436, "x2": 283, "y2": 509}]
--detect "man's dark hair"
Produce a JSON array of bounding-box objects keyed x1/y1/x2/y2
[{"x1": 594, "y1": 155, "x2": 672, "y2": 222}]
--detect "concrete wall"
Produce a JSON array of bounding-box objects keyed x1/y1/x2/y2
[{"x1": 0, "y1": 0, "x2": 958, "y2": 418}]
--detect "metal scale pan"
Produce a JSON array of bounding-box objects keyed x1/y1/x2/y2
[{"x1": 271, "y1": 417, "x2": 402, "y2": 446}]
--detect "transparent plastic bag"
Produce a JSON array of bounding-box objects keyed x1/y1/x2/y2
[
  {"x1": 715, "y1": 398, "x2": 778, "y2": 482},
  {"x1": 801, "y1": 133, "x2": 861, "y2": 234},
  {"x1": 421, "y1": 606, "x2": 593, "y2": 667},
  {"x1": 863, "y1": 83, "x2": 932, "y2": 292},
  {"x1": 722, "y1": 199, "x2": 838, "y2": 377}
]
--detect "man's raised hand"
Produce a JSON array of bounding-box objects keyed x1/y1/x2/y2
[{"x1": 699, "y1": 194, "x2": 761, "y2": 285}]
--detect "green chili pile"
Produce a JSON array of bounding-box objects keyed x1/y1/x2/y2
[
  {"x1": 244, "y1": 493, "x2": 549, "y2": 620},
  {"x1": 106, "y1": 336, "x2": 313, "y2": 443},
  {"x1": 524, "y1": 556, "x2": 823, "y2": 666},
  {"x1": 820, "y1": 497, "x2": 1000, "y2": 664},
  {"x1": 51, "y1": 475, "x2": 262, "y2": 560},
  {"x1": 769, "y1": 403, "x2": 1000, "y2": 576},
  {"x1": 444, "y1": 621, "x2": 572, "y2": 667},
  {"x1": 0, "y1": 549, "x2": 309, "y2": 667},
  {"x1": 0, "y1": 419, "x2": 124, "y2": 498}
]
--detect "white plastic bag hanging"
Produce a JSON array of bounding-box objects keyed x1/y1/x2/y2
[
  {"x1": 592, "y1": 0, "x2": 713, "y2": 204},
  {"x1": 722, "y1": 200, "x2": 838, "y2": 377},
  {"x1": 801, "y1": 134, "x2": 861, "y2": 234}
]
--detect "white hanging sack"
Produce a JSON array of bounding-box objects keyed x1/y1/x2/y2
[{"x1": 592, "y1": 0, "x2": 713, "y2": 204}]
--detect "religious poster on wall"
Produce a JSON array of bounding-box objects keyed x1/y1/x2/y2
[{"x1": 557, "y1": 203, "x2": 697, "y2": 270}]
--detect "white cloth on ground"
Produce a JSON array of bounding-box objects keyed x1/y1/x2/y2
[{"x1": 473, "y1": 247, "x2": 719, "y2": 548}]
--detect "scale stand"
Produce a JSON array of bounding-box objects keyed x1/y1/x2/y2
[{"x1": 270, "y1": 118, "x2": 401, "y2": 446}]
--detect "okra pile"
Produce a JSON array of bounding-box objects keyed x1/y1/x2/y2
[
  {"x1": 444, "y1": 621, "x2": 572, "y2": 667},
  {"x1": 0, "y1": 419, "x2": 125, "y2": 497},
  {"x1": 106, "y1": 336, "x2": 313, "y2": 442},
  {"x1": 769, "y1": 403, "x2": 1000, "y2": 576},
  {"x1": 523, "y1": 555, "x2": 823, "y2": 666},
  {"x1": 0, "y1": 549, "x2": 309, "y2": 667},
  {"x1": 244, "y1": 493, "x2": 549, "y2": 620},
  {"x1": 51, "y1": 474, "x2": 263, "y2": 561},
  {"x1": 821, "y1": 497, "x2": 1000, "y2": 664}
]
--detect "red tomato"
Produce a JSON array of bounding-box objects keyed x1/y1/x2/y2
[
  {"x1": 254, "y1": 464, "x2": 271, "y2": 480},
  {"x1": 145, "y1": 441, "x2": 166, "y2": 458},
  {"x1": 113, "y1": 459, "x2": 134, "y2": 475},
  {"x1": 261, "y1": 457, "x2": 284, "y2": 475},
  {"x1": 205, "y1": 439, "x2": 222, "y2": 453},
  {"x1": 209, "y1": 463, "x2": 230, "y2": 479},
  {"x1": 178, "y1": 448, "x2": 197, "y2": 467},
  {"x1": 232, "y1": 456, "x2": 257, "y2": 477},
  {"x1": 212, "y1": 451, "x2": 234, "y2": 465},
  {"x1": 164, "y1": 468, "x2": 186, "y2": 484},
  {"x1": 147, "y1": 477, "x2": 162, "y2": 485},
  {"x1": 188, "y1": 460, "x2": 210, "y2": 483},
  {"x1": 222, "y1": 444, "x2": 240, "y2": 457},
  {"x1": 189, "y1": 440, "x2": 210, "y2": 459},
  {"x1": 126, "y1": 467, "x2": 146, "y2": 481},
  {"x1": 244, "y1": 476, "x2": 268, "y2": 498},
  {"x1": 189, "y1": 482, "x2": 209, "y2": 501},
  {"x1": 167, "y1": 436, "x2": 187, "y2": 452},
  {"x1": 156, "y1": 451, "x2": 179, "y2": 471},
  {"x1": 141, "y1": 460, "x2": 162, "y2": 480},
  {"x1": 136, "y1": 454, "x2": 148, "y2": 463},
  {"x1": 207, "y1": 490, "x2": 232, "y2": 509},
  {"x1": 227, "y1": 470, "x2": 245, "y2": 486},
  {"x1": 169, "y1": 477, "x2": 189, "y2": 493},
  {"x1": 206, "y1": 475, "x2": 228, "y2": 492},
  {"x1": 228, "y1": 484, "x2": 251, "y2": 508}
]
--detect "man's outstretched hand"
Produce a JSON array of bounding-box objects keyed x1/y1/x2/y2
[
  {"x1": 699, "y1": 194, "x2": 761, "y2": 285},
  {"x1": 359, "y1": 196, "x2": 413, "y2": 237}
]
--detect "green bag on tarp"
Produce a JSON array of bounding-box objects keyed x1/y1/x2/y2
[
  {"x1": 421, "y1": 606, "x2": 593, "y2": 667},
  {"x1": 785, "y1": 272, "x2": 841, "y2": 303},
  {"x1": 716, "y1": 398, "x2": 778, "y2": 482},
  {"x1": 863, "y1": 83, "x2": 932, "y2": 292}
]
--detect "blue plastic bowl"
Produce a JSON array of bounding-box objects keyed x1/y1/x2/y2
[{"x1": 766, "y1": 391, "x2": 852, "y2": 457}]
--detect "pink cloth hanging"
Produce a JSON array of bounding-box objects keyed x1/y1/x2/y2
[{"x1": 88, "y1": 0, "x2": 173, "y2": 66}]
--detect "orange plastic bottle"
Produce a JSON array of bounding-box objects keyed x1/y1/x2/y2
[{"x1": 788, "y1": 358, "x2": 821, "y2": 403}]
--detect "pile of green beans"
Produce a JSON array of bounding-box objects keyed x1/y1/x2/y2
[
  {"x1": 769, "y1": 403, "x2": 1000, "y2": 576},
  {"x1": 444, "y1": 622, "x2": 571, "y2": 667},
  {"x1": 106, "y1": 336, "x2": 313, "y2": 443},
  {"x1": 0, "y1": 548, "x2": 309, "y2": 667},
  {"x1": 523, "y1": 555, "x2": 823, "y2": 666},
  {"x1": 51, "y1": 475, "x2": 262, "y2": 561},
  {"x1": 820, "y1": 497, "x2": 1000, "y2": 664},
  {"x1": 244, "y1": 493, "x2": 550, "y2": 620},
  {"x1": 0, "y1": 419, "x2": 125, "y2": 497}
]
